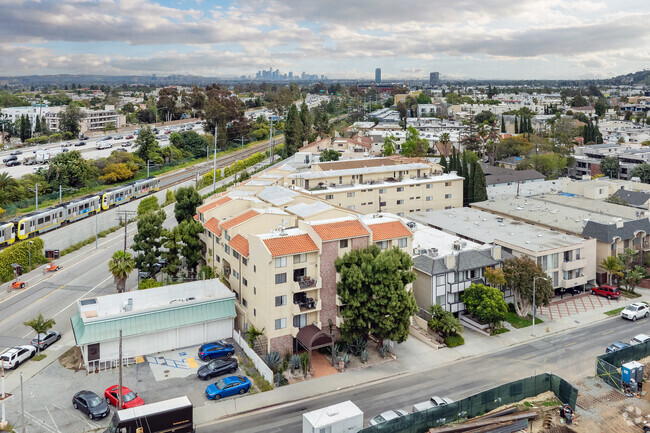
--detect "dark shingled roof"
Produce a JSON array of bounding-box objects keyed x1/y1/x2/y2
[
  {"x1": 480, "y1": 163, "x2": 545, "y2": 186},
  {"x1": 582, "y1": 218, "x2": 650, "y2": 243},
  {"x1": 612, "y1": 189, "x2": 650, "y2": 208},
  {"x1": 413, "y1": 248, "x2": 514, "y2": 276}
]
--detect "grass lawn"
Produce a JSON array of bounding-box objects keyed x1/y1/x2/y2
[
  {"x1": 620, "y1": 289, "x2": 642, "y2": 299},
  {"x1": 604, "y1": 307, "x2": 625, "y2": 316},
  {"x1": 33, "y1": 353, "x2": 47, "y2": 361},
  {"x1": 490, "y1": 327, "x2": 510, "y2": 336},
  {"x1": 505, "y1": 311, "x2": 544, "y2": 329}
]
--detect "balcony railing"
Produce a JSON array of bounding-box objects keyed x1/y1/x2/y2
[
  {"x1": 292, "y1": 276, "x2": 321, "y2": 293},
  {"x1": 560, "y1": 275, "x2": 587, "y2": 289},
  {"x1": 561, "y1": 258, "x2": 586, "y2": 271},
  {"x1": 291, "y1": 299, "x2": 322, "y2": 315}
]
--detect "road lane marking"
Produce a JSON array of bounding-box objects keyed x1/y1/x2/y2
[
  {"x1": 45, "y1": 406, "x2": 61, "y2": 432},
  {"x1": 37, "y1": 283, "x2": 67, "y2": 303},
  {"x1": 53, "y1": 275, "x2": 112, "y2": 318},
  {"x1": 602, "y1": 330, "x2": 614, "y2": 335},
  {"x1": 564, "y1": 342, "x2": 577, "y2": 348},
  {"x1": 521, "y1": 353, "x2": 536, "y2": 360}
]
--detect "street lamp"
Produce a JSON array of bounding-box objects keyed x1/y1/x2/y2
[{"x1": 532, "y1": 276, "x2": 547, "y2": 337}]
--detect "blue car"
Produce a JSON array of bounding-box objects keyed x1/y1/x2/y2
[
  {"x1": 205, "y1": 375, "x2": 251, "y2": 400},
  {"x1": 606, "y1": 341, "x2": 630, "y2": 353},
  {"x1": 198, "y1": 341, "x2": 235, "y2": 361}
]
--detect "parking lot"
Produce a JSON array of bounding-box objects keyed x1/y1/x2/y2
[
  {"x1": 3, "y1": 340, "x2": 248, "y2": 433},
  {"x1": 537, "y1": 292, "x2": 620, "y2": 319}
]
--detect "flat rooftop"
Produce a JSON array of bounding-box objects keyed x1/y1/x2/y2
[
  {"x1": 409, "y1": 207, "x2": 587, "y2": 252},
  {"x1": 471, "y1": 193, "x2": 638, "y2": 235}
]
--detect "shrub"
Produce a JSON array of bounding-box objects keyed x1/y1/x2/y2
[
  {"x1": 462, "y1": 283, "x2": 508, "y2": 327},
  {"x1": 300, "y1": 352, "x2": 310, "y2": 373},
  {"x1": 0, "y1": 237, "x2": 46, "y2": 282},
  {"x1": 360, "y1": 349, "x2": 368, "y2": 363},
  {"x1": 444, "y1": 334, "x2": 465, "y2": 347},
  {"x1": 428, "y1": 304, "x2": 463, "y2": 338},
  {"x1": 348, "y1": 336, "x2": 367, "y2": 356},
  {"x1": 264, "y1": 351, "x2": 282, "y2": 373},
  {"x1": 138, "y1": 278, "x2": 163, "y2": 290},
  {"x1": 198, "y1": 265, "x2": 213, "y2": 279},
  {"x1": 137, "y1": 196, "x2": 160, "y2": 216},
  {"x1": 164, "y1": 189, "x2": 175, "y2": 206}
]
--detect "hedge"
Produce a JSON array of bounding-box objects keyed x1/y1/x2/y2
[
  {"x1": 444, "y1": 333, "x2": 465, "y2": 347},
  {"x1": 0, "y1": 237, "x2": 46, "y2": 282}
]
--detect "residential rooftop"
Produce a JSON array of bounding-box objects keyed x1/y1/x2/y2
[{"x1": 409, "y1": 207, "x2": 588, "y2": 252}]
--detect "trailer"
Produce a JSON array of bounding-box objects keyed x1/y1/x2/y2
[
  {"x1": 32, "y1": 148, "x2": 62, "y2": 164},
  {"x1": 105, "y1": 396, "x2": 194, "y2": 433},
  {"x1": 303, "y1": 401, "x2": 364, "y2": 433}
]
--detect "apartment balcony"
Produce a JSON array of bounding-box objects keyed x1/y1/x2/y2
[
  {"x1": 559, "y1": 275, "x2": 588, "y2": 289},
  {"x1": 291, "y1": 298, "x2": 321, "y2": 316},
  {"x1": 336, "y1": 316, "x2": 345, "y2": 328},
  {"x1": 448, "y1": 278, "x2": 484, "y2": 294},
  {"x1": 291, "y1": 276, "x2": 321, "y2": 294},
  {"x1": 561, "y1": 258, "x2": 586, "y2": 271},
  {"x1": 336, "y1": 295, "x2": 344, "y2": 307}
]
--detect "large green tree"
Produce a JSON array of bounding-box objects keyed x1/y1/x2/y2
[
  {"x1": 382, "y1": 135, "x2": 396, "y2": 156},
  {"x1": 600, "y1": 156, "x2": 619, "y2": 179},
  {"x1": 630, "y1": 163, "x2": 650, "y2": 183},
  {"x1": 178, "y1": 219, "x2": 204, "y2": 278},
  {"x1": 401, "y1": 126, "x2": 429, "y2": 157},
  {"x1": 461, "y1": 283, "x2": 508, "y2": 328},
  {"x1": 134, "y1": 126, "x2": 162, "y2": 164},
  {"x1": 133, "y1": 210, "x2": 166, "y2": 276},
  {"x1": 161, "y1": 228, "x2": 183, "y2": 278},
  {"x1": 59, "y1": 103, "x2": 84, "y2": 137},
  {"x1": 174, "y1": 186, "x2": 202, "y2": 224},
  {"x1": 600, "y1": 256, "x2": 623, "y2": 286},
  {"x1": 283, "y1": 103, "x2": 304, "y2": 158},
  {"x1": 472, "y1": 161, "x2": 488, "y2": 202},
  {"x1": 335, "y1": 245, "x2": 417, "y2": 347},
  {"x1": 320, "y1": 149, "x2": 340, "y2": 162},
  {"x1": 46, "y1": 150, "x2": 95, "y2": 188},
  {"x1": 503, "y1": 256, "x2": 553, "y2": 317},
  {"x1": 108, "y1": 250, "x2": 136, "y2": 293}
]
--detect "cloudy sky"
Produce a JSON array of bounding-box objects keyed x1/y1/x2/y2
[{"x1": 1, "y1": 0, "x2": 648, "y2": 80}]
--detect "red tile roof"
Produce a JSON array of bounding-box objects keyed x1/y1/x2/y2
[
  {"x1": 193, "y1": 214, "x2": 199, "y2": 221},
  {"x1": 204, "y1": 217, "x2": 222, "y2": 236},
  {"x1": 220, "y1": 210, "x2": 260, "y2": 230},
  {"x1": 197, "y1": 196, "x2": 232, "y2": 213},
  {"x1": 263, "y1": 234, "x2": 318, "y2": 257},
  {"x1": 368, "y1": 221, "x2": 411, "y2": 241},
  {"x1": 312, "y1": 219, "x2": 369, "y2": 241},
  {"x1": 229, "y1": 234, "x2": 249, "y2": 257}
]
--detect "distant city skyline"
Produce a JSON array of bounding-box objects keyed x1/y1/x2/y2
[{"x1": 0, "y1": 0, "x2": 648, "y2": 80}]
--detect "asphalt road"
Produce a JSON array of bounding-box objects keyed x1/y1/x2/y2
[{"x1": 201, "y1": 315, "x2": 650, "y2": 432}]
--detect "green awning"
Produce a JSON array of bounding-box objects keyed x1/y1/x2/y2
[{"x1": 71, "y1": 298, "x2": 236, "y2": 346}]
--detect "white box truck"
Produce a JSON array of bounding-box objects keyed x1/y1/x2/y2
[
  {"x1": 96, "y1": 140, "x2": 113, "y2": 150},
  {"x1": 303, "y1": 401, "x2": 363, "y2": 433}
]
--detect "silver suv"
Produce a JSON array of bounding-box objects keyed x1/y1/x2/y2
[
  {"x1": 621, "y1": 303, "x2": 649, "y2": 321},
  {"x1": 0, "y1": 345, "x2": 36, "y2": 369}
]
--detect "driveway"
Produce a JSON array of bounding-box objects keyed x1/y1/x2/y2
[{"x1": 537, "y1": 292, "x2": 620, "y2": 319}]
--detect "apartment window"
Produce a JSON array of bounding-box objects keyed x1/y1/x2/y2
[
  {"x1": 242, "y1": 258, "x2": 247, "y2": 266},
  {"x1": 275, "y1": 318, "x2": 287, "y2": 330},
  {"x1": 379, "y1": 188, "x2": 386, "y2": 194},
  {"x1": 224, "y1": 245, "x2": 231, "y2": 255},
  {"x1": 224, "y1": 231, "x2": 230, "y2": 241},
  {"x1": 410, "y1": 197, "x2": 415, "y2": 200},
  {"x1": 293, "y1": 314, "x2": 307, "y2": 328},
  {"x1": 242, "y1": 298, "x2": 248, "y2": 307},
  {"x1": 445, "y1": 182, "x2": 451, "y2": 187},
  {"x1": 294, "y1": 253, "x2": 307, "y2": 264},
  {"x1": 340, "y1": 239, "x2": 348, "y2": 248},
  {"x1": 376, "y1": 240, "x2": 388, "y2": 249},
  {"x1": 253, "y1": 265, "x2": 256, "y2": 272},
  {"x1": 444, "y1": 206, "x2": 452, "y2": 210},
  {"x1": 634, "y1": 237, "x2": 641, "y2": 246},
  {"x1": 325, "y1": 194, "x2": 333, "y2": 200},
  {"x1": 426, "y1": 184, "x2": 432, "y2": 189},
  {"x1": 436, "y1": 275, "x2": 445, "y2": 286},
  {"x1": 215, "y1": 255, "x2": 221, "y2": 263},
  {"x1": 243, "y1": 278, "x2": 248, "y2": 286},
  {"x1": 445, "y1": 194, "x2": 451, "y2": 199},
  {"x1": 233, "y1": 250, "x2": 240, "y2": 260},
  {"x1": 436, "y1": 294, "x2": 446, "y2": 306},
  {"x1": 275, "y1": 257, "x2": 287, "y2": 268},
  {"x1": 275, "y1": 273, "x2": 287, "y2": 284},
  {"x1": 347, "y1": 192, "x2": 355, "y2": 197},
  {"x1": 397, "y1": 200, "x2": 404, "y2": 205},
  {"x1": 275, "y1": 295, "x2": 287, "y2": 306},
  {"x1": 398, "y1": 238, "x2": 407, "y2": 248},
  {"x1": 253, "y1": 308, "x2": 256, "y2": 317},
  {"x1": 426, "y1": 208, "x2": 433, "y2": 212},
  {"x1": 380, "y1": 201, "x2": 386, "y2": 207},
  {"x1": 254, "y1": 287, "x2": 256, "y2": 295},
  {"x1": 233, "y1": 270, "x2": 240, "y2": 280},
  {"x1": 397, "y1": 187, "x2": 404, "y2": 192},
  {"x1": 208, "y1": 231, "x2": 212, "y2": 239},
  {"x1": 426, "y1": 196, "x2": 432, "y2": 201},
  {"x1": 397, "y1": 212, "x2": 404, "y2": 216}
]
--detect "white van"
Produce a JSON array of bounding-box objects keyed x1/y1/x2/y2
[{"x1": 96, "y1": 141, "x2": 113, "y2": 150}]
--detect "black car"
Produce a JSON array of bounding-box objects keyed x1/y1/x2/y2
[
  {"x1": 75, "y1": 142, "x2": 86, "y2": 146},
  {"x1": 72, "y1": 390, "x2": 110, "y2": 420},
  {"x1": 10, "y1": 150, "x2": 22, "y2": 155},
  {"x1": 197, "y1": 358, "x2": 238, "y2": 381}
]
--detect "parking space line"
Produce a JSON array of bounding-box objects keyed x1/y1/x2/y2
[
  {"x1": 45, "y1": 406, "x2": 61, "y2": 432},
  {"x1": 186, "y1": 357, "x2": 198, "y2": 368},
  {"x1": 52, "y1": 402, "x2": 101, "y2": 429},
  {"x1": 136, "y1": 355, "x2": 145, "y2": 364},
  {"x1": 24, "y1": 410, "x2": 58, "y2": 433}
]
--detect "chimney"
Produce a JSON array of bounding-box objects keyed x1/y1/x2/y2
[
  {"x1": 491, "y1": 245, "x2": 502, "y2": 260},
  {"x1": 615, "y1": 218, "x2": 624, "y2": 229},
  {"x1": 444, "y1": 253, "x2": 456, "y2": 269}
]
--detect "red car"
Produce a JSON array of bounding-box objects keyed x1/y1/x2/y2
[
  {"x1": 125, "y1": 135, "x2": 134, "y2": 139},
  {"x1": 104, "y1": 385, "x2": 144, "y2": 409},
  {"x1": 591, "y1": 285, "x2": 621, "y2": 299}
]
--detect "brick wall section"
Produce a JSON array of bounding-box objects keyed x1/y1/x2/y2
[
  {"x1": 320, "y1": 240, "x2": 339, "y2": 335},
  {"x1": 269, "y1": 334, "x2": 293, "y2": 356},
  {"x1": 351, "y1": 236, "x2": 369, "y2": 250}
]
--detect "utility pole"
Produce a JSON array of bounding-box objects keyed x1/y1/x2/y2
[
  {"x1": 269, "y1": 117, "x2": 274, "y2": 163},
  {"x1": 28, "y1": 184, "x2": 39, "y2": 211},
  {"x1": 1, "y1": 363, "x2": 7, "y2": 430},
  {"x1": 118, "y1": 330, "x2": 123, "y2": 410},
  {"x1": 20, "y1": 372, "x2": 24, "y2": 433},
  {"x1": 95, "y1": 211, "x2": 98, "y2": 249},
  {"x1": 213, "y1": 126, "x2": 217, "y2": 192},
  {"x1": 116, "y1": 210, "x2": 136, "y2": 254},
  {"x1": 147, "y1": 160, "x2": 150, "y2": 177}
]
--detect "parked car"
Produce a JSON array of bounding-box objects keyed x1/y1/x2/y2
[
  {"x1": 606, "y1": 341, "x2": 631, "y2": 353},
  {"x1": 30, "y1": 330, "x2": 61, "y2": 350},
  {"x1": 3, "y1": 155, "x2": 18, "y2": 163},
  {"x1": 104, "y1": 385, "x2": 144, "y2": 409},
  {"x1": 10, "y1": 150, "x2": 22, "y2": 155},
  {"x1": 205, "y1": 375, "x2": 251, "y2": 400},
  {"x1": 113, "y1": 135, "x2": 123, "y2": 140},
  {"x1": 72, "y1": 390, "x2": 110, "y2": 420},
  {"x1": 125, "y1": 135, "x2": 134, "y2": 140},
  {"x1": 591, "y1": 285, "x2": 620, "y2": 299},
  {"x1": 122, "y1": 141, "x2": 132, "y2": 147},
  {"x1": 80, "y1": 136, "x2": 89, "y2": 140},
  {"x1": 198, "y1": 341, "x2": 235, "y2": 361},
  {"x1": 197, "y1": 358, "x2": 238, "y2": 381},
  {"x1": 411, "y1": 396, "x2": 455, "y2": 413},
  {"x1": 630, "y1": 334, "x2": 650, "y2": 346},
  {"x1": 368, "y1": 410, "x2": 409, "y2": 426},
  {"x1": 621, "y1": 303, "x2": 649, "y2": 321},
  {"x1": 5, "y1": 160, "x2": 20, "y2": 167},
  {"x1": 75, "y1": 141, "x2": 86, "y2": 146},
  {"x1": 0, "y1": 345, "x2": 36, "y2": 369}
]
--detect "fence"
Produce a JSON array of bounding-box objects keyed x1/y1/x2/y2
[
  {"x1": 595, "y1": 339, "x2": 650, "y2": 391},
  {"x1": 232, "y1": 329, "x2": 273, "y2": 386},
  {"x1": 361, "y1": 373, "x2": 578, "y2": 433},
  {"x1": 88, "y1": 355, "x2": 138, "y2": 374}
]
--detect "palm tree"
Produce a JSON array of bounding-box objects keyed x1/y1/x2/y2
[
  {"x1": 623, "y1": 266, "x2": 647, "y2": 293},
  {"x1": 0, "y1": 172, "x2": 19, "y2": 205},
  {"x1": 24, "y1": 313, "x2": 56, "y2": 355},
  {"x1": 600, "y1": 256, "x2": 623, "y2": 286},
  {"x1": 438, "y1": 132, "x2": 452, "y2": 156},
  {"x1": 108, "y1": 250, "x2": 136, "y2": 293}
]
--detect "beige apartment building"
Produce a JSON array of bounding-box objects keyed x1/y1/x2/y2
[
  {"x1": 285, "y1": 158, "x2": 464, "y2": 216},
  {"x1": 197, "y1": 183, "x2": 414, "y2": 355},
  {"x1": 45, "y1": 105, "x2": 126, "y2": 134}
]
